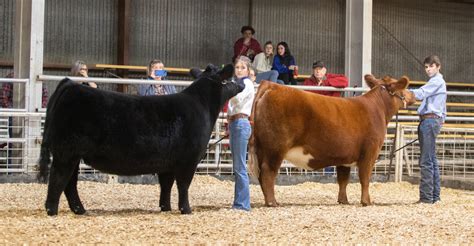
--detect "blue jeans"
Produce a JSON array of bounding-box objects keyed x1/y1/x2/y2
[
  {"x1": 229, "y1": 118, "x2": 251, "y2": 211},
  {"x1": 256, "y1": 70, "x2": 283, "y2": 84},
  {"x1": 418, "y1": 118, "x2": 442, "y2": 203}
]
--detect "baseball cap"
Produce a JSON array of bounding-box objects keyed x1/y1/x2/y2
[{"x1": 312, "y1": 61, "x2": 326, "y2": 69}]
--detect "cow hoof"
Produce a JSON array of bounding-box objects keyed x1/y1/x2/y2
[
  {"x1": 180, "y1": 207, "x2": 192, "y2": 214},
  {"x1": 338, "y1": 200, "x2": 350, "y2": 205},
  {"x1": 72, "y1": 206, "x2": 86, "y2": 215},
  {"x1": 265, "y1": 202, "x2": 279, "y2": 207},
  {"x1": 361, "y1": 201, "x2": 372, "y2": 206},
  {"x1": 160, "y1": 206, "x2": 172, "y2": 212},
  {"x1": 46, "y1": 208, "x2": 58, "y2": 216}
]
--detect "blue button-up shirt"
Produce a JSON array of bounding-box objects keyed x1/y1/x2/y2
[{"x1": 410, "y1": 73, "x2": 447, "y2": 121}]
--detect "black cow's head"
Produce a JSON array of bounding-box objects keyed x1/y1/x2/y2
[{"x1": 189, "y1": 64, "x2": 244, "y2": 105}]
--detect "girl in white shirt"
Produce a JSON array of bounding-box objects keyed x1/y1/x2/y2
[{"x1": 227, "y1": 56, "x2": 255, "y2": 211}]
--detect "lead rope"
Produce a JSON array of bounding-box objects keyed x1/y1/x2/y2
[
  {"x1": 387, "y1": 113, "x2": 399, "y2": 181},
  {"x1": 386, "y1": 113, "x2": 420, "y2": 180}
]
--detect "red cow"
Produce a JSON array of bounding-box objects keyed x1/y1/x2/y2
[{"x1": 249, "y1": 75, "x2": 416, "y2": 206}]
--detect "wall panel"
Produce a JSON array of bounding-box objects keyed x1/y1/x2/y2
[
  {"x1": 373, "y1": 0, "x2": 474, "y2": 82},
  {"x1": 253, "y1": 0, "x2": 346, "y2": 75},
  {"x1": 44, "y1": 0, "x2": 118, "y2": 65},
  {"x1": 129, "y1": 0, "x2": 248, "y2": 69},
  {"x1": 0, "y1": 0, "x2": 15, "y2": 62}
]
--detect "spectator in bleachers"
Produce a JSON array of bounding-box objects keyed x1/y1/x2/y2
[
  {"x1": 248, "y1": 66, "x2": 257, "y2": 85},
  {"x1": 233, "y1": 26, "x2": 263, "y2": 62},
  {"x1": 252, "y1": 41, "x2": 282, "y2": 84},
  {"x1": 70, "y1": 60, "x2": 98, "y2": 88},
  {"x1": 303, "y1": 61, "x2": 348, "y2": 175},
  {"x1": 1, "y1": 72, "x2": 48, "y2": 109},
  {"x1": 303, "y1": 61, "x2": 348, "y2": 97},
  {"x1": 138, "y1": 59, "x2": 177, "y2": 96},
  {"x1": 1, "y1": 72, "x2": 48, "y2": 166},
  {"x1": 272, "y1": 42, "x2": 298, "y2": 85}
]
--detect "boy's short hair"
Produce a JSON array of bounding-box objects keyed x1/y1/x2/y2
[{"x1": 423, "y1": 55, "x2": 441, "y2": 66}]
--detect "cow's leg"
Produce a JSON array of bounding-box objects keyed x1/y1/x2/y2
[
  {"x1": 175, "y1": 169, "x2": 194, "y2": 214},
  {"x1": 158, "y1": 172, "x2": 175, "y2": 212},
  {"x1": 336, "y1": 166, "x2": 351, "y2": 204},
  {"x1": 45, "y1": 158, "x2": 77, "y2": 216},
  {"x1": 64, "y1": 162, "x2": 86, "y2": 215},
  {"x1": 259, "y1": 158, "x2": 281, "y2": 207},
  {"x1": 358, "y1": 158, "x2": 376, "y2": 206}
]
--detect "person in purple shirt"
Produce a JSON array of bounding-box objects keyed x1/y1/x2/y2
[{"x1": 409, "y1": 55, "x2": 447, "y2": 204}]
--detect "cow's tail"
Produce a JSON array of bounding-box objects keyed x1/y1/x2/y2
[
  {"x1": 38, "y1": 141, "x2": 51, "y2": 183},
  {"x1": 248, "y1": 81, "x2": 272, "y2": 178},
  {"x1": 248, "y1": 141, "x2": 260, "y2": 178},
  {"x1": 37, "y1": 78, "x2": 72, "y2": 183}
]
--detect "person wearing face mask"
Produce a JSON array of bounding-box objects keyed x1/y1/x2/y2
[
  {"x1": 227, "y1": 56, "x2": 255, "y2": 211},
  {"x1": 303, "y1": 61, "x2": 348, "y2": 97},
  {"x1": 138, "y1": 59, "x2": 177, "y2": 96}
]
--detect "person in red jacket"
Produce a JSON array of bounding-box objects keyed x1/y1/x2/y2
[
  {"x1": 303, "y1": 61, "x2": 348, "y2": 97},
  {"x1": 233, "y1": 26, "x2": 263, "y2": 62},
  {"x1": 304, "y1": 61, "x2": 348, "y2": 176}
]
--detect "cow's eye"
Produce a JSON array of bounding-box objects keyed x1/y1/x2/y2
[{"x1": 221, "y1": 80, "x2": 229, "y2": 85}]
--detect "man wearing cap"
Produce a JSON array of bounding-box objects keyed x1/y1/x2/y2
[
  {"x1": 233, "y1": 25, "x2": 263, "y2": 62},
  {"x1": 303, "y1": 61, "x2": 348, "y2": 175},
  {"x1": 303, "y1": 61, "x2": 348, "y2": 97}
]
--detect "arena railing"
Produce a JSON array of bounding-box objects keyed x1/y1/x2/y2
[
  {"x1": 0, "y1": 75, "x2": 473, "y2": 181},
  {"x1": 95, "y1": 63, "x2": 474, "y2": 89},
  {"x1": 0, "y1": 78, "x2": 29, "y2": 112}
]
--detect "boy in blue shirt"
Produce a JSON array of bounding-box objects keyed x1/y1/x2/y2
[{"x1": 410, "y1": 55, "x2": 447, "y2": 204}]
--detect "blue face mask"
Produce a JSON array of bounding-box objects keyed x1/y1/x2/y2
[{"x1": 154, "y1": 70, "x2": 167, "y2": 77}]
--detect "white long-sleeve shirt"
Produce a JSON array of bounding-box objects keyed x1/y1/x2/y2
[
  {"x1": 252, "y1": 53, "x2": 273, "y2": 74},
  {"x1": 227, "y1": 78, "x2": 255, "y2": 117}
]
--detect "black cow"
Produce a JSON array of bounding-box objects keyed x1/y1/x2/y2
[{"x1": 38, "y1": 64, "x2": 243, "y2": 215}]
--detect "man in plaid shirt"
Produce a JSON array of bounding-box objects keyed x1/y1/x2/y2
[
  {"x1": 1, "y1": 72, "x2": 48, "y2": 152},
  {"x1": 1, "y1": 72, "x2": 48, "y2": 108}
]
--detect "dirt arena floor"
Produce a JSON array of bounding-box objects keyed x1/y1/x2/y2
[{"x1": 0, "y1": 175, "x2": 473, "y2": 244}]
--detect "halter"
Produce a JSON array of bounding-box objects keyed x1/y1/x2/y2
[{"x1": 380, "y1": 85, "x2": 407, "y2": 108}]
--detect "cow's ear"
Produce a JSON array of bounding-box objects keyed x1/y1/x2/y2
[
  {"x1": 364, "y1": 74, "x2": 379, "y2": 89},
  {"x1": 219, "y1": 64, "x2": 234, "y2": 80},
  {"x1": 204, "y1": 64, "x2": 218, "y2": 73},
  {"x1": 189, "y1": 67, "x2": 202, "y2": 79},
  {"x1": 388, "y1": 76, "x2": 410, "y2": 91}
]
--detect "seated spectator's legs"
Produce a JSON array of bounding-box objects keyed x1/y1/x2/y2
[
  {"x1": 324, "y1": 166, "x2": 335, "y2": 176},
  {"x1": 255, "y1": 70, "x2": 279, "y2": 84},
  {"x1": 288, "y1": 72, "x2": 297, "y2": 85},
  {"x1": 278, "y1": 73, "x2": 290, "y2": 84}
]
